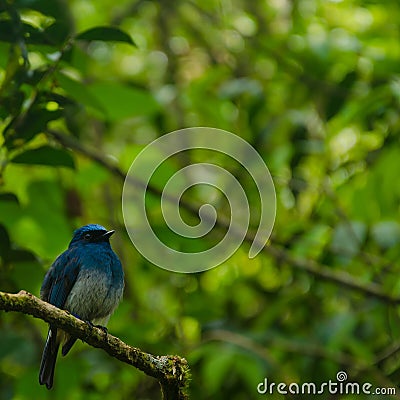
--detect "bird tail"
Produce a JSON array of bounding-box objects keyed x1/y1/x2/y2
[
  {"x1": 39, "y1": 326, "x2": 60, "y2": 390},
  {"x1": 61, "y1": 337, "x2": 77, "y2": 356}
]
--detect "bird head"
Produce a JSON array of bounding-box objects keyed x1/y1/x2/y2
[{"x1": 69, "y1": 224, "x2": 115, "y2": 247}]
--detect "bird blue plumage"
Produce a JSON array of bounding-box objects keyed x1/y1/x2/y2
[{"x1": 39, "y1": 224, "x2": 124, "y2": 389}]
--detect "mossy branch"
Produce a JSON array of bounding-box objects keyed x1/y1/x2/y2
[{"x1": 0, "y1": 290, "x2": 190, "y2": 400}]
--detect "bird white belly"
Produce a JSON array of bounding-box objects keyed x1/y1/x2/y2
[{"x1": 64, "y1": 269, "x2": 114, "y2": 322}]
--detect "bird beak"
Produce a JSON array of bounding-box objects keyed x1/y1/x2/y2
[{"x1": 101, "y1": 230, "x2": 115, "y2": 239}]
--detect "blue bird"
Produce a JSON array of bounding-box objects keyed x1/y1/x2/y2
[{"x1": 39, "y1": 224, "x2": 124, "y2": 389}]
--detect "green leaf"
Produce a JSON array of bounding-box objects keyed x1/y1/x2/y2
[
  {"x1": 0, "y1": 193, "x2": 20, "y2": 204},
  {"x1": 76, "y1": 26, "x2": 135, "y2": 46},
  {"x1": 11, "y1": 145, "x2": 75, "y2": 168},
  {"x1": 8, "y1": 248, "x2": 37, "y2": 262},
  {"x1": 4, "y1": 107, "x2": 63, "y2": 149},
  {"x1": 0, "y1": 20, "x2": 43, "y2": 44},
  {"x1": 88, "y1": 82, "x2": 159, "y2": 121},
  {"x1": 14, "y1": 0, "x2": 74, "y2": 25},
  {"x1": 0, "y1": 20, "x2": 68, "y2": 46},
  {"x1": 42, "y1": 22, "x2": 71, "y2": 45}
]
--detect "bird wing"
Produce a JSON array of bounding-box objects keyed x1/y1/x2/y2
[
  {"x1": 40, "y1": 248, "x2": 81, "y2": 308},
  {"x1": 39, "y1": 247, "x2": 82, "y2": 388}
]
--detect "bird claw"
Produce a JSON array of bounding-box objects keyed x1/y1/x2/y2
[
  {"x1": 85, "y1": 319, "x2": 95, "y2": 328},
  {"x1": 94, "y1": 324, "x2": 108, "y2": 335},
  {"x1": 95, "y1": 324, "x2": 109, "y2": 343},
  {"x1": 85, "y1": 321, "x2": 108, "y2": 341}
]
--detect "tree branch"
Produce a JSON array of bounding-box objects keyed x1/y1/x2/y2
[
  {"x1": 264, "y1": 244, "x2": 400, "y2": 304},
  {"x1": 0, "y1": 290, "x2": 190, "y2": 400},
  {"x1": 46, "y1": 129, "x2": 400, "y2": 304}
]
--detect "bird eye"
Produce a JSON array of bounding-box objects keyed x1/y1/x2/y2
[{"x1": 84, "y1": 233, "x2": 92, "y2": 240}]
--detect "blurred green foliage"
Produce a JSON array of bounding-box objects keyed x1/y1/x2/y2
[{"x1": 1, "y1": 0, "x2": 400, "y2": 399}]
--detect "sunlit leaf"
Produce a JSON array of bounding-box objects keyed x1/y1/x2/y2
[{"x1": 14, "y1": 0, "x2": 74, "y2": 23}]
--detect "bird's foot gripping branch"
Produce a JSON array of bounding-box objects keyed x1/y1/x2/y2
[{"x1": 0, "y1": 290, "x2": 190, "y2": 400}]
